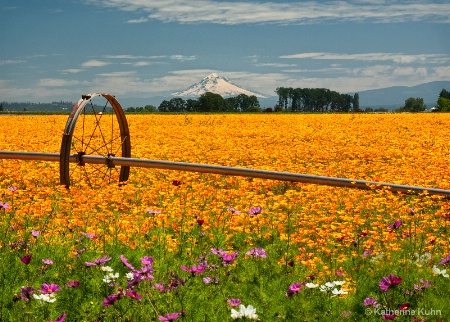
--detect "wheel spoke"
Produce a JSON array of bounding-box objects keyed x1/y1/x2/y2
[{"x1": 84, "y1": 134, "x2": 123, "y2": 157}]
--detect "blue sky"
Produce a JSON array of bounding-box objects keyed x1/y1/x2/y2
[{"x1": 1, "y1": 0, "x2": 449, "y2": 106}]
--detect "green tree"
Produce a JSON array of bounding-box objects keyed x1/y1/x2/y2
[
  {"x1": 401, "y1": 97, "x2": 426, "y2": 112},
  {"x1": 0, "y1": 103, "x2": 3, "y2": 111},
  {"x1": 197, "y1": 92, "x2": 224, "y2": 112},
  {"x1": 185, "y1": 99, "x2": 199, "y2": 112},
  {"x1": 353, "y1": 93, "x2": 360, "y2": 112},
  {"x1": 436, "y1": 97, "x2": 450, "y2": 112},
  {"x1": 144, "y1": 105, "x2": 157, "y2": 113},
  {"x1": 168, "y1": 98, "x2": 186, "y2": 112},
  {"x1": 158, "y1": 100, "x2": 171, "y2": 112},
  {"x1": 439, "y1": 88, "x2": 450, "y2": 100},
  {"x1": 275, "y1": 87, "x2": 290, "y2": 111},
  {"x1": 224, "y1": 97, "x2": 238, "y2": 112},
  {"x1": 235, "y1": 94, "x2": 260, "y2": 112}
]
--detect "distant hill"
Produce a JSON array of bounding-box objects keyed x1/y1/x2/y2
[{"x1": 354, "y1": 81, "x2": 450, "y2": 109}]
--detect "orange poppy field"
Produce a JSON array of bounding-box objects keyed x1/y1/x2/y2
[{"x1": 1, "y1": 113, "x2": 449, "y2": 321}]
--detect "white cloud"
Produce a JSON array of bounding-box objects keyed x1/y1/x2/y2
[
  {"x1": 37, "y1": 78, "x2": 81, "y2": 87},
  {"x1": 85, "y1": 0, "x2": 450, "y2": 25},
  {"x1": 61, "y1": 69, "x2": 84, "y2": 74},
  {"x1": 170, "y1": 55, "x2": 197, "y2": 62},
  {"x1": 433, "y1": 66, "x2": 450, "y2": 78},
  {"x1": 0, "y1": 60, "x2": 26, "y2": 65},
  {"x1": 103, "y1": 54, "x2": 166, "y2": 59},
  {"x1": 393, "y1": 67, "x2": 427, "y2": 77},
  {"x1": 280, "y1": 52, "x2": 450, "y2": 64},
  {"x1": 131, "y1": 61, "x2": 152, "y2": 66},
  {"x1": 81, "y1": 59, "x2": 110, "y2": 67},
  {"x1": 255, "y1": 63, "x2": 297, "y2": 68},
  {"x1": 127, "y1": 17, "x2": 149, "y2": 23}
]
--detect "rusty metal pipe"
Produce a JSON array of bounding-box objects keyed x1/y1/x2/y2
[{"x1": 2, "y1": 151, "x2": 450, "y2": 197}]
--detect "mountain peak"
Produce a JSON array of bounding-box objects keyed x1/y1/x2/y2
[
  {"x1": 173, "y1": 73, "x2": 266, "y2": 98},
  {"x1": 206, "y1": 72, "x2": 220, "y2": 79}
]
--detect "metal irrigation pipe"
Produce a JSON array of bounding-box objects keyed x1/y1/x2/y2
[{"x1": 1, "y1": 150, "x2": 450, "y2": 197}]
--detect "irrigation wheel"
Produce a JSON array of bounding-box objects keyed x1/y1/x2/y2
[{"x1": 60, "y1": 93, "x2": 131, "y2": 188}]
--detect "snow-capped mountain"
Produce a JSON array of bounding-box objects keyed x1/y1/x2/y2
[{"x1": 173, "y1": 73, "x2": 266, "y2": 98}]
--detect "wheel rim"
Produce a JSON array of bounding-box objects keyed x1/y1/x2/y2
[{"x1": 60, "y1": 93, "x2": 131, "y2": 188}]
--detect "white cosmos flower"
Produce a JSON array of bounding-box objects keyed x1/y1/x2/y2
[
  {"x1": 230, "y1": 304, "x2": 258, "y2": 320},
  {"x1": 305, "y1": 282, "x2": 319, "y2": 288},
  {"x1": 331, "y1": 288, "x2": 348, "y2": 295},
  {"x1": 126, "y1": 272, "x2": 135, "y2": 280},
  {"x1": 101, "y1": 266, "x2": 113, "y2": 272},
  {"x1": 241, "y1": 305, "x2": 258, "y2": 320},
  {"x1": 231, "y1": 308, "x2": 241, "y2": 319},
  {"x1": 33, "y1": 293, "x2": 56, "y2": 303},
  {"x1": 333, "y1": 280, "x2": 346, "y2": 286},
  {"x1": 432, "y1": 265, "x2": 449, "y2": 278},
  {"x1": 103, "y1": 272, "x2": 120, "y2": 283},
  {"x1": 320, "y1": 282, "x2": 335, "y2": 292}
]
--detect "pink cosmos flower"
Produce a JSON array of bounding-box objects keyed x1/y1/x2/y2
[
  {"x1": 382, "y1": 314, "x2": 397, "y2": 320},
  {"x1": 379, "y1": 274, "x2": 402, "y2": 292},
  {"x1": 181, "y1": 264, "x2": 204, "y2": 275},
  {"x1": 227, "y1": 206, "x2": 241, "y2": 214},
  {"x1": 246, "y1": 248, "x2": 267, "y2": 258},
  {"x1": 141, "y1": 256, "x2": 154, "y2": 265},
  {"x1": 65, "y1": 281, "x2": 80, "y2": 288},
  {"x1": 388, "y1": 220, "x2": 402, "y2": 230},
  {"x1": 125, "y1": 290, "x2": 142, "y2": 301},
  {"x1": 39, "y1": 283, "x2": 61, "y2": 294},
  {"x1": 158, "y1": 312, "x2": 181, "y2": 321},
  {"x1": 103, "y1": 293, "x2": 120, "y2": 307},
  {"x1": 227, "y1": 298, "x2": 242, "y2": 307},
  {"x1": 49, "y1": 312, "x2": 67, "y2": 322},
  {"x1": 42, "y1": 259, "x2": 54, "y2": 265},
  {"x1": 286, "y1": 282, "x2": 304, "y2": 297},
  {"x1": 20, "y1": 286, "x2": 35, "y2": 301},
  {"x1": 120, "y1": 254, "x2": 136, "y2": 270},
  {"x1": 85, "y1": 255, "x2": 111, "y2": 267},
  {"x1": 31, "y1": 230, "x2": 40, "y2": 237},
  {"x1": 363, "y1": 297, "x2": 379, "y2": 307},
  {"x1": 81, "y1": 232, "x2": 97, "y2": 239},
  {"x1": 248, "y1": 206, "x2": 263, "y2": 215},
  {"x1": 20, "y1": 254, "x2": 32, "y2": 265}
]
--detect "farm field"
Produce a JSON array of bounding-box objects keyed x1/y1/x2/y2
[{"x1": 1, "y1": 113, "x2": 450, "y2": 321}]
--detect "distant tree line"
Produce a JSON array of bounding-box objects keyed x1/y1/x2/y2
[
  {"x1": 0, "y1": 101, "x2": 73, "y2": 112},
  {"x1": 125, "y1": 105, "x2": 157, "y2": 113},
  {"x1": 275, "y1": 87, "x2": 360, "y2": 112},
  {"x1": 156, "y1": 92, "x2": 261, "y2": 113}
]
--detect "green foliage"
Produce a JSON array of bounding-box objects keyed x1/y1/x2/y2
[
  {"x1": 435, "y1": 97, "x2": 450, "y2": 112},
  {"x1": 439, "y1": 88, "x2": 450, "y2": 100},
  {"x1": 156, "y1": 93, "x2": 261, "y2": 113},
  {"x1": 197, "y1": 92, "x2": 225, "y2": 112},
  {"x1": 353, "y1": 93, "x2": 360, "y2": 112},
  {"x1": 275, "y1": 87, "x2": 357, "y2": 112},
  {"x1": 399, "y1": 97, "x2": 427, "y2": 112}
]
